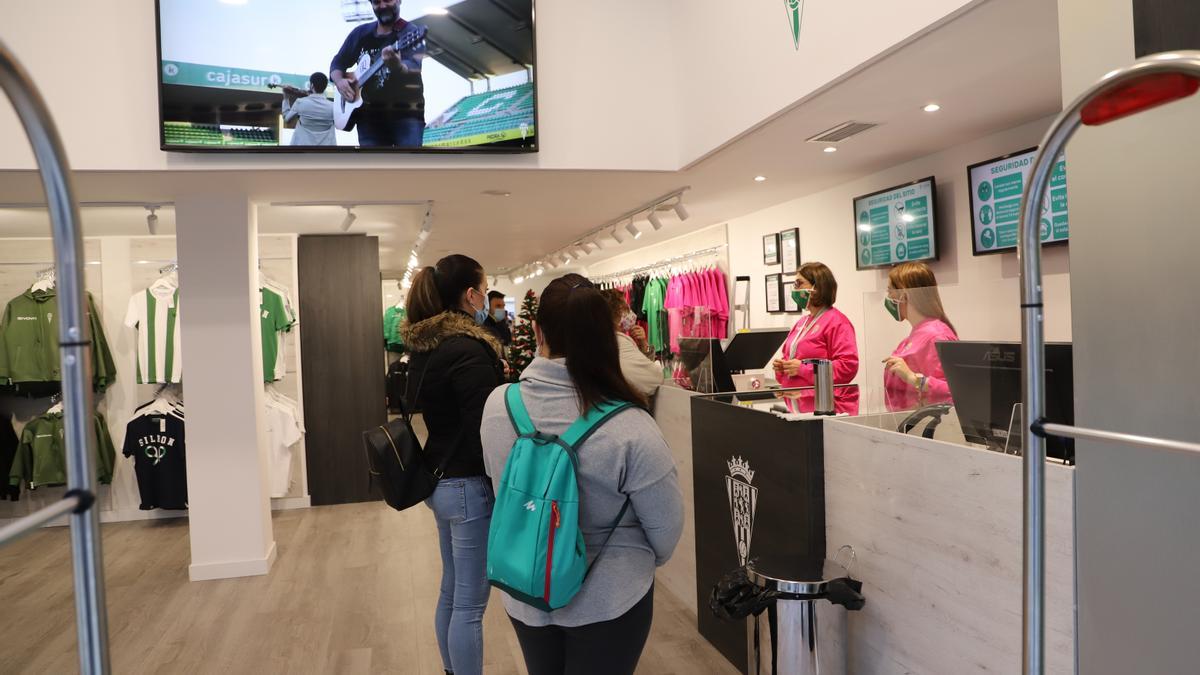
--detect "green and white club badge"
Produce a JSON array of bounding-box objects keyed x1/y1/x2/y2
[{"x1": 785, "y1": 0, "x2": 805, "y2": 50}]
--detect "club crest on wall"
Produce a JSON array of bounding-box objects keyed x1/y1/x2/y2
[{"x1": 785, "y1": 0, "x2": 805, "y2": 50}]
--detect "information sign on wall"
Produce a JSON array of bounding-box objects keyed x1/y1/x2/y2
[
  {"x1": 852, "y1": 177, "x2": 938, "y2": 270},
  {"x1": 967, "y1": 148, "x2": 1068, "y2": 256}
]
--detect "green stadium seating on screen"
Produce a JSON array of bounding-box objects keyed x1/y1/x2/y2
[{"x1": 424, "y1": 82, "x2": 535, "y2": 147}]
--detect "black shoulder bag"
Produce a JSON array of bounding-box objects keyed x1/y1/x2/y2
[{"x1": 362, "y1": 364, "x2": 451, "y2": 511}]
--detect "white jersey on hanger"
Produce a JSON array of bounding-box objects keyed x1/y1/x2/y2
[
  {"x1": 264, "y1": 395, "x2": 304, "y2": 498},
  {"x1": 125, "y1": 283, "x2": 182, "y2": 384}
]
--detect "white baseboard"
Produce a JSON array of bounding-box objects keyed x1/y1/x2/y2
[
  {"x1": 270, "y1": 495, "x2": 311, "y2": 511},
  {"x1": 189, "y1": 541, "x2": 278, "y2": 582}
]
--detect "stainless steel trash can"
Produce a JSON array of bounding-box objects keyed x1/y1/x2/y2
[{"x1": 746, "y1": 547, "x2": 864, "y2": 675}]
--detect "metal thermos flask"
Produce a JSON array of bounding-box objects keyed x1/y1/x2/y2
[{"x1": 802, "y1": 358, "x2": 834, "y2": 415}]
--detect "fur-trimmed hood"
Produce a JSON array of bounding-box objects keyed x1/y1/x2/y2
[{"x1": 401, "y1": 310, "x2": 502, "y2": 358}]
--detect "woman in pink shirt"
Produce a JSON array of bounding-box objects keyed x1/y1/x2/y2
[
  {"x1": 881, "y1": 262, "x2": 959, "y2": 411},
  {"x1": 772, "y1": 262, "x2": 859, "y2": 388}
]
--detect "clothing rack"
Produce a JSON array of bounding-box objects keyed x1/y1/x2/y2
[{"x1": 591, "y1": 244, "x2": 726, "y2": 284}]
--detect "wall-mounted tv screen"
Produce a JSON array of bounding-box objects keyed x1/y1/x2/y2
[
  {"x1": 853, "y1": 177, "x2": 938, "y2": 270},
  {"x1": 155, "y1": 0, "x2": 536, "y2": 152},
  {"x1": 967, "y1": 147, "x2": 1069, "y2": 255}
]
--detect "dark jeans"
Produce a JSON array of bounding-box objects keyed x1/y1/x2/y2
[
  {"x1": 510, "y1": 585, "x2": 654, "y2": 675},
  {"x1": 357, "y1": 115, "x2": 425, "y2": 147}
]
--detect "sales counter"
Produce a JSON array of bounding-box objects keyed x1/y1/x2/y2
[{"x1": 651, "y1": 384, "x2": 1076, "y2": 674}]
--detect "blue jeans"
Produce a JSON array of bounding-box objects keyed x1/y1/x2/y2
[
  {"x1": 426, "y1": 476, "x2": 494, "y2": 675},
  {"x1": 357, "y1": 115, "x2": 426, "y2": 147}
]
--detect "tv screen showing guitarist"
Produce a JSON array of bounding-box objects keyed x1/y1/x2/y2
[{"x1": 330, "y1": 0, "x2": 427, "y2": 148}]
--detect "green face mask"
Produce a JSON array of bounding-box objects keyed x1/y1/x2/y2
[
  {"x1": 884, "y1": 296, "x2": 902, "y2": 322},
  {"x1": 791, "y1": 289, "x2": 811, "y2": 310}
]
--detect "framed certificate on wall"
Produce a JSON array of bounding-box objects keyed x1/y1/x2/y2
[
  {"x1": 765, "y1": 273, "x2": 783, "y2": 313},
  {"x1": 763, "y1": 233, "x2": 780, "y2": 265},
  {"x1": 783, "y1": 280, "x2": 801, "y2": 313},
  {"x1": 779, "y1": 228, "x2": 800, "y2": 274}
]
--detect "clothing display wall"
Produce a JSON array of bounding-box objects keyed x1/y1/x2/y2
[
  {"x1": 599, "y1": 263, "x2": 730, "y2": 357},
  {"x1": 0, "y1": 233, "x2": 312, "y2": 526}
]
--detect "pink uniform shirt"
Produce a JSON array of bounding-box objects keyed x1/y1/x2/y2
[
  {"x1": 775, "y1": 307, "x2": 859, "y2": 388},
  {"x1": 884, "y1": 318, "x2": 959, "y2": 411}
]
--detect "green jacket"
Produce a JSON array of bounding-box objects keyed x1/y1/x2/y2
[
  {"x1": 10, "y1": 412, "x2": 115, "y2": 491},
  {"x1": 0, "y1": 289, "x2": 117, "y2": 392},
  {"x1": 384, "y1": 305, "x2": 406, "y2": 353}
]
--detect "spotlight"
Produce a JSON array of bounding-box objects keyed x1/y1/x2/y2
[
  {"x1": 673, "y1": 201, "x2": 690, "y2": 221},
  {"x1": 923, "y1": 103, "x2": 941, "y2": 113},
  {"x1": 754, "y1": 176, "x2": 767, "y2": 182},
  {"x1": 823, "y1": 146, "x2": 838, "y2": 153},
  {"x1": 591, "y1": 236, "x2": 608, "y2": 250},
  {"x1": 611, "y1": 226, "x2": 626, "y2": 244},
  {"x1": 341, "y1": 207, "x2": 357, "y2": 231},
  {"x1": 561, "y1": 252, "x2": 572, "y2": 265},
  {"x1": 145, "y1": 206, "x2": 159, "y2": 235},
  {"x1": 513, "y1": 275, "x2": 524, "y2": 284},
  {"x1": 536, "y1": 267, "x2": 544, "y2": 277},
  {"x1": 625, "y1": 221, "x2": 641, "y2": 239},
  {"x1": 648, "y1": 210, "x2": 664, "y2": 231},
  {"x1": 401, "y1": 278, "x2": 412, "y2": 290},
  {"x1": 408, "y1": 254, "x2": 419, "y2": 269}
]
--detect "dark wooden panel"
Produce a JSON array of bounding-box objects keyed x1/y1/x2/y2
[
  {"x1": 1134, "y1": 0, "x2": 1200, "y2": 56},
  {"x1": 298, "y1": 235, "x2": 386, "y2": 506},
  {"x1": 692, "y1": 396, "x2": 826, "y2": 674}
]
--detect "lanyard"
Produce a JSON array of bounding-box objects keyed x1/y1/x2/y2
[{"x1": 788, "y1": 309, "x2": 827, "y2": 359}]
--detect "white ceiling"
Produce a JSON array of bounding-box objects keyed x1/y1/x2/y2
[{"x1": 0, "y1": 0, "x2": 1061, "y2": 277}]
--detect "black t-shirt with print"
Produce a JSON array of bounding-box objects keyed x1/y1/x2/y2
[{"x1": 123, "y1": 414, "x2": 188, "y2": 510}]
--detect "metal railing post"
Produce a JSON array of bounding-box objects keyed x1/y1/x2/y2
[
  {"x1": 1018, "y1": 51, "x2": 1200, "y2": 674},
  {"x1": 0, "y1": 39, "x2": 111, "y2": 674}
]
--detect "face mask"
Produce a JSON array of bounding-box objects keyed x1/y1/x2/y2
[
  {"x1": 619, "y1": 312, "x2": 636, "y2": 331},
  {"x1": 791, "y1": 289, "x2": 811, "y2": 311},
  {"x1": 884, "y1": 296, "x2": 902, "y2": 322},
  {"x1": 470, "y1": 289, "x2": 488, "y2": 325},
  {"x1": 492, "y1": 308, "x2": 507, "y2": 322}
]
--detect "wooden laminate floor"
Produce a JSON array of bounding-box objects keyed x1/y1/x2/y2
[{"x1": 0, "y1": 501, "x2": 739, "y2": 675}]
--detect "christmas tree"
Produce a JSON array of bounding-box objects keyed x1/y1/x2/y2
[{"x1": 508, "y1": 289, "x2": 539, "y2": 379}]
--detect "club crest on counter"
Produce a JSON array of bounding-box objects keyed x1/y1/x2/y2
[{"x1": 726, "y1": 456, "x2": 758, "y2": 567}]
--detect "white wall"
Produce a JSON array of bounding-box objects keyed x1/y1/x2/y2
[
  {"x1": 584, "y1": 224, "x2": 729, "y2": 280},
  {"x1": 673, "y1": 0, "x2": 979, "y2": 164},
  {"x1": 0, "y1": 0, "x2": 979, "y2": 172},
  {"x1": 722, "y1": 114, "x2": 1070, "y2": 406},
  {"x1": 1058, "y1": 2, "x2": 1200, "y2": 672}
]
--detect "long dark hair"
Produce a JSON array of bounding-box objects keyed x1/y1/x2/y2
[
  {"x1": 406, "y1": 254, "x2": 484, "y2": 324},
  {"x1": 537, "y1": 274, "x2": 648, "y2": 411}
]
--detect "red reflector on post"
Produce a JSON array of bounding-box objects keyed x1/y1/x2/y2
[{"x1": 1081, "y1": 73, "x2": 1200, "y2": 126}]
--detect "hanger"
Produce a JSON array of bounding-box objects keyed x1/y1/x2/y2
[{"x1": 30, "y1": 266, "x2": 56, "y2": 292}]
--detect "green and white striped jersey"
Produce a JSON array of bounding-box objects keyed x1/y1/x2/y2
[{"x1": 125, "y1": 285, "x2": 182, "y2": 384}]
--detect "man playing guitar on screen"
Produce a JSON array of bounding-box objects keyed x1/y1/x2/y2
[{"x1": 330, "y1": 0, "x2": 427, "y2": 147}]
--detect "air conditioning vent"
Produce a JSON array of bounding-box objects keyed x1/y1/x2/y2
[{"x1": 806, "y1": 121, "x2": 878, "y2": 144}]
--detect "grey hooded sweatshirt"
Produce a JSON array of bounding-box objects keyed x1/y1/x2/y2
[{"x1": 481, "y1": 357, "x2": 684, "y2": 627}]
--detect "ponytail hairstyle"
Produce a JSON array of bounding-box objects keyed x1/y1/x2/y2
[
  {"x1": 887, "y1": 261, "x2": 957, "y2": 335},
  {"x1": 405, "y1": 254, "x2": 485, "y2": 324},
  {"x1": 537, "y1": 274, "x2": 649, "y2": 412}
]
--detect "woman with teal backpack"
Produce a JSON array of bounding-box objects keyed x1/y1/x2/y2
[{"x1": 481, "y1": 274, "x2": 684, "y2": 675}]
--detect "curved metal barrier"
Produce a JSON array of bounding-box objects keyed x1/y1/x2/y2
[
  {"x1": 1018, "y1": 50, "x2": 1200, "y2": 674},
  {"x1": 0, "y1": 38, "x2": 111, "y2": 674}
]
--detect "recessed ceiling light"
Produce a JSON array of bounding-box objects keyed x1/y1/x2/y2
[
  {"x1": 754, "y1": 176, "x2": 767, "y2": 182},
  {"x1": 482, "y1": 190, "x2": 512, "y2": 197},
  {"x1": 823, "y1": 147, "x2": 838, "y2": 153},
  {"x1": 923, "y1": 103, "x2": 941, "y2": 113}
]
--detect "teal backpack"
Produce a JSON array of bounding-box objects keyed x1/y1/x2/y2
[{"x1": 486, "y1": 383, "x2": 633, "y2": 611}]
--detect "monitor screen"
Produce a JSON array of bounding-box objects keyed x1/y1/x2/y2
[
  {"x1": 936, "y1": 341, "x2": 1074, "y2": 463},
  {"x1": 967, "y1": 148, "x2": 1069, "y2": 255},
  {"x1": 853, "y1": 177, "x2": 938, "y2": 270},
  {"x1": 722, "y1": 330, "x2": 791, "y2": 372},
  {"x1": 155, "y1": 0, "x2": 537, "y2": 152}
]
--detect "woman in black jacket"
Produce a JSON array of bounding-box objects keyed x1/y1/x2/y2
[{"x1": 401, "y1": 254, "x2": 504, "y2": 675}]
